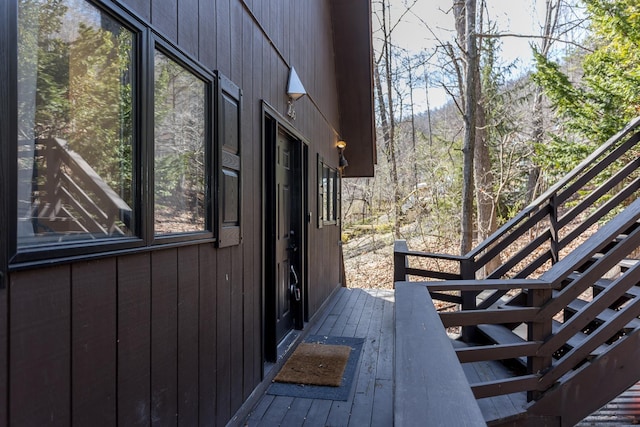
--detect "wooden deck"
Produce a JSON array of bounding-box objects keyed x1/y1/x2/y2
[
  {"x1": 242, "y1": 287, "x2": 394, "y2": 427},
  {"x1": 238, "y1": 286, "x2": 640, "y2": 426}
]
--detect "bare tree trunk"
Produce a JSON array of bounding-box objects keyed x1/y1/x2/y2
[
  {"x1": 374, "y1": 64, "x2": 391, "y2": 163},
  {"x1": 407, "y1": 56, "x2": 419, "y2": 189},
  {"x1": 424, "y1": 67, "x2": 434, "y2": 148},
  {"x1": 374, "y1": 62, "x2": 400, "y2": 229},
  {"x1": 379, "y1": 0, "x2": 402, "y2": 237},
  {"x1": 474, "y1": 99, "x2": 501, "y2": 277},
  {"x1": 458, "y1": 0, "x2": 477, "y2": 255},
  {"x1": 527, "y1": 0, "x2": 562, "y2": 204},
  {"x1": 473, "y1": 1, "x2": 499, "y2": 277}
]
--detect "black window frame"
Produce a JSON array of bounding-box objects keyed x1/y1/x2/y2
[
  {"x1": 317, "y1": 155, "x2": 340, "y2": 228},
  {"x1": 6, "y1": 0, "x2": 219, "y2": 267},
  {"x1": 149, "y1": 35, "x2": 215, "y2": 245}
]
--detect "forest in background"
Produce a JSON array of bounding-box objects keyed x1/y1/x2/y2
[{"x1": 342, "y1": 0, "x2": 640, "y2": 288}]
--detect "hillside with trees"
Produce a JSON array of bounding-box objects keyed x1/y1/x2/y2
[{"x1": 342, "y1": 0, "x2": 640, "y2": 288}]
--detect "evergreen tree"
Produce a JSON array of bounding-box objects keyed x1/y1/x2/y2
[{"x1": 533, "y1": 0, "x2": 640, "y2": 171}]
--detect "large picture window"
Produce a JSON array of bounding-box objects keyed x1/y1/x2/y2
[
  {"x1": 13, "y1": 0, "x2": 225, "y2": 263},
  {"x1": 17, "y1": 0, "x2": 135, "y2": 247}
]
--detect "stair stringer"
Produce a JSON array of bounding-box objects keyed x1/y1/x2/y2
[{"x1": 526, "y1": 327, "x2": 640, "y2": 426}]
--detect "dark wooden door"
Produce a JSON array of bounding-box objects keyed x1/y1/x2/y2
[{"x1": 275, "y1": 132, "x2": 296, "y2": 343}]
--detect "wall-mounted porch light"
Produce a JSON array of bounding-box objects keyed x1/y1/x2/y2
[
  {"x1": 287, "y1": 67, "x2": 306, "y2": 120},
  {"x1": 337, "y1": 140, "x2": 348, "y2": 172}
]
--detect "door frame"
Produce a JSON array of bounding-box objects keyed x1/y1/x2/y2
[{"x1": 261, "y1": 103, "x2": 308, "y2": 363}]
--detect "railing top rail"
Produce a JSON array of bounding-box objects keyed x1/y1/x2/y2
[
  {"x1": 529, "y1": 116, "x2": 640, "y2": 207},
  {"x1": 394, "y1": 248, "x2": 467, "y2": 261}
]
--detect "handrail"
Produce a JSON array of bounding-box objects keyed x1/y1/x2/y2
[
  {"x1": 526, "y1": 115, "x2": 640, "y2": 209},
  {"x1": 536, "y1": 261, "x2": 640, "y2": 360},
  {"x1": 394, "y1": 282, "x2": 486, "y2": 426}
]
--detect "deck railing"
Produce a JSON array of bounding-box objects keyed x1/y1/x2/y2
[
  {"x1": 393, "y1": 117, "x2": 640, "y2": 420},
  {"x1": 395, "y1": 195, "x2": 640, "y2": 403},
  {"x1": 394, "y1": 117, "x2": 640, "y2": 281},
  {"x1": 395, "y1": 116, "x2": 640, "y2": 312}
]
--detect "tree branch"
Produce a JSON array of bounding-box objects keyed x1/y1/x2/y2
[{"x1": 477, "y1": 32, "x2": 593, "y2": 53}]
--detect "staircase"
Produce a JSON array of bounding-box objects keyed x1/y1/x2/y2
[{"x1": 394, "y1": 117, "x2": 640, "y2": 425}]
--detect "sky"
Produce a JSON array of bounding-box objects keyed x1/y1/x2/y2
[{"x1": 380, "y1": 0, "x2": 583, "y2": 110}]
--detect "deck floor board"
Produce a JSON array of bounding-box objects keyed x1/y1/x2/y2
[{"x1": 245, "y1": 288, "x2": 393, "y2": 427}]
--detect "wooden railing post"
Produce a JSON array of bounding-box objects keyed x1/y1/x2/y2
[
  {"x1": 393, "y1": 240, "x2": 409, "y2": 284},
  {"x1": 549, "y1": 194, "x2": 559, "y2": 264},
  {"x1": 460, "y1": 257, "x2": 478, "y2": 342},
  {"x1": 527, "y1": 288, "x2": 553, "y2": 401}
]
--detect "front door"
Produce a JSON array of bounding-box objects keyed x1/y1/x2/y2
[
  {"x1": 265, "y1": 121, "x2": 305, "y2": 361},
  {"x1": 275, "y1": 131, "x2": 296, "y2": 342}
]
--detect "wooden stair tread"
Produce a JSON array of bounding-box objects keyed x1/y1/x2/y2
[
  {"x1": 583, "y1": 254, "x2": 640, "y2": 270},
  {"x1": 478, "y1": 320, "x2": 607, "y2": 361},
  {"x1": 566, "y1": 272, "x2": 640, "y2": 299},
  {"x1": 592, "y1": 280, "x2": 640, "y2": 298},
  {"x1": 551, "y1": 319, "x2": 608, "y2": 357},
  {"x1": 619, "y1": 258, "x2": 640, "y2": 270},
  {"x1": 478, "y1": 323, "x2": 525, "y2": 344},
  {"x1": 477, "y1": 324, "x2": 528, "y2": 368},
  {"x1": 565, "y1": 298, "x2": 640, "y2": 330}
]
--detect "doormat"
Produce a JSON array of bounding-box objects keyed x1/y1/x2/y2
[
  {"x1": 267, "y1": 336, "x2": 365, "y2": 401},
  {"x1": 274, "y1": 342, "x2": 351, "y2": 387}
]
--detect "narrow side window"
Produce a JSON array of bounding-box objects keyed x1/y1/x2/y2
[
  {"x1": 317, "y1": 156, "x2": 339, "y2": 227},
  {"x1": 153, "y1": 49, "x2": 207, "y2": 235},
  {"x1": 317, "y1": 155, "x2": 324, "y2": 229}
]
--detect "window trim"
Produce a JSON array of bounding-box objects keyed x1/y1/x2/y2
[{"x1": 1, "y1": 0, "x2": 16, "y2": 285}]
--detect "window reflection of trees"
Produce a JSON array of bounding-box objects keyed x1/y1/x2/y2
[
  {"x1": 153, "y1": 51, "x2": 206, "y2": 234},
  {"x1": 17, "y1": 0, "x2": 134, "y2": 246}
]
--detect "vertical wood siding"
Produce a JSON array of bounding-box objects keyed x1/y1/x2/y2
[
  {"x1": 4, "y1": 0, "x2": 349, "y2": 425},
  {"x1": 72, "y1": 259, "x2": 118, "y2": 425},
  {"x1": 151, "y1": 249, "x2": 179, "y2": 425},
  {"x1": 178, "y1": 0, "x2": 200, "y2": 58},
  {"x1": 198, "y1": 245, "x2": 217, "y2": 423},
  {"x1": 215, "y1": 247, "x2": 232, "y2": 425},
  {"x1": 11, "y1": 266, "x2": 71, "y2": 425},
  {"x1": 177, "y1": 246, "x2": 200, "y2": 426},
  {"x1": 118, "y1": 253, "x2": 152, "y2": 426}
]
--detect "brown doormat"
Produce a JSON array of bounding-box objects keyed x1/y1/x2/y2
[{"x1": 274, "y1": 343, "x2": 352, "y2": 387}]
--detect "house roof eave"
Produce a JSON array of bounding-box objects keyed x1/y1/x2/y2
[{"x1": 329, "y1": 0, "x2": 377, "y2": 178}]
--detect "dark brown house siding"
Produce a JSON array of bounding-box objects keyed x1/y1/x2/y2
[{"x1": 0, "y1": 0, "x2": 374, "y2": 425}]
